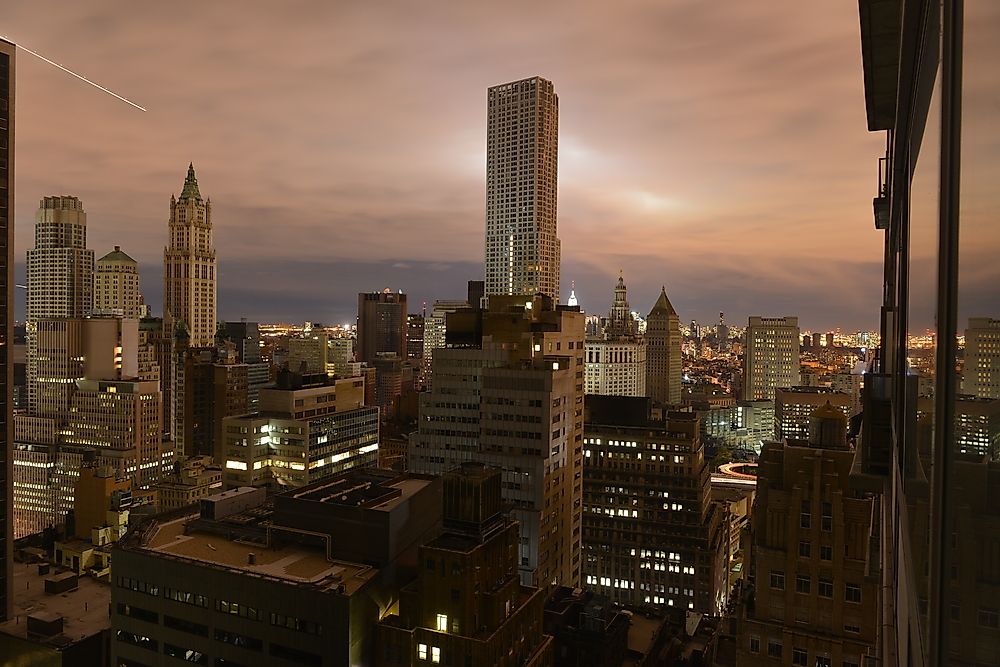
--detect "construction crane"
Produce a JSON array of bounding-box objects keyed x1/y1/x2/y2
[{"x1": 1, "y1": 33, "x2": 146, "y2": 112}]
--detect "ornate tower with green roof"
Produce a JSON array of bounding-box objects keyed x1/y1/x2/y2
[{"x1": 163, "y1": 164, "x2": 216, "y2": 347}]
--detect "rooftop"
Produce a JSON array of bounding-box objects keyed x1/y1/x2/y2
[
  {"x1": 0, "y1": 561, "x2": 111, "y2": 647},
  {"x1": 135, "y1": 512, "x2": 377, "y2": 595},
  {"x1": 283, "y1": 469, "x2": 433, "y2": 512}
]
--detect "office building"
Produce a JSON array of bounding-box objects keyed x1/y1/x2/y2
[
  {"x1": 584, "y1": 273, "x2": 646, "y2": 397},
  {"x1": 326, "y1": 336, "x2": 355, "y2": 378},
  {"x1": 484, "y1": 76, "x2": 560, "y2": 301},
  {"x1": 645, "y1": 286, "x2": 682, "y2": 405},
  {"x1": 220, "y1": 372, "x2": 377, "y2": 489},
  {"x1": 831, "y1": 371, "x2": 864, "y2": 417},
  {"x1": 111, "y1": 470, "x2": 442, "y2": 667},
  {"x1": 422, "y1": 287, "x2": 480, "y2": 387},
  {"x1": 220, "y1": 320, "x2": 269, "y2": 411},
  {"x1": 94, "y1": 246, "x2": 142, "y2": 318},
  {"x1": 154, "y1": 456, "x2": 223, "y2": 511},
  {"x1": 26, "y1": 196, "x2": 94, "y2": 413},
  {"x1": 173, "y1": 341, "x2": 249, "y2": 459},
  {"x1": 376, "y1": 464, "x2": 553, "y2": 666},
  {"x1": 163, "y1": 164, "x2": 216, "y2": 347},
  {"x1": 737, "y1": 405, "x2": 876, "y2": 666},
  {"x1": 581, "y1": 396, "x2": 727, "y2": 614},
  {"x1": 775, "y1": 386, "x2": 852, "y2": 441},
  {"x1": 742, "y1": 316, "x2": 801, "y2": 401},
  {"x1": 410, "y1": 293, "x2": 584, "y2": 587},
  {"x1": 288, "y1": 331, "x2": 329, "y2": 374},
  {"x1": 963, "y1": 317, "x2": 1000, "y2": 399},
  {"x1": 357, "y1": 289, "x2": 407, "y2": 364},
  {"x1": 406, "y1": 313, "x2": 424, "y2": 360},
  {"x1": 0, "y1": 37, "x2": 12, "y2": 622}
]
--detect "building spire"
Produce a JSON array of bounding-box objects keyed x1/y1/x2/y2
[
  {"x1": 567, "y1": 280, "x2": 578, "y2": 307},
  {"x1": 180, "y1": 162, "x2": 201, "y2": 201}
]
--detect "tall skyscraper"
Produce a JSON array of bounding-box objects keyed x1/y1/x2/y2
[
  {"x1": 963, "y1": 317, "x2": 1000, "y2": 399},
  {"x1": 94, "y1": 245, "x2": 142, "y2": 318},
  {"x1": 743, "y1": 316, "x2": 801, "y2": 401},
  {"x1": 410, "y1": 294, "x2": 584, "y2": 587},
  {"x1": 356, "y1": 289, "x2": 407, "y2": 364},
  {"x1": 645, "y1": 286, "x2": 682, "y2": 405},
  {"x1": 484, "y1": 76, "x2": 560, "y2": 301},
  {"x1": 0, "y1": 36, "x2": 13, "y2": 622},
  {"x1": 163, "y1": 164, "x2": 216, "y2": 347},
  {"x1": 25, "y1": 196, "x2": 94, "y2": 413}
]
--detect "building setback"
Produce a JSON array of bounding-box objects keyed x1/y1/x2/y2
[
  {"x1": 484, "y1": 76, "x2": 560, "y2": 301},
  {"x1": 581, "y1": 396, "x2": 728, "y2": 614},
  {"x1": 737, "y1": 405, "x2": 876, "y2": 666},
  {"x1": 376, "y1": 463, "x2": 553, "y2": 666},
  {"x1": 163, "y1": 164, "x2": 216, "y2": 348},
  {"x1": 410, "y1": 293, "x2": 584, "y2": 587}
]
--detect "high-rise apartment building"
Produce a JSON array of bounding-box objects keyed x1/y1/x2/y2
[
  {"x1": 581, "y1": 397, "x2": 727, "y2": 614},
  {"x1": 410, "y1": 293, "x2": 584, "y2": 587},
  {"x1": 26, "y1": 196, "x2": 94, "y2": 413},
  {"x1": 173, "y1": 341, "x2": 248, "y2": 459},
  {"x1": 0, "y1": 36, "x2": 13, "y2": 622},
  {"x1": 743, "y1": 316, "x2": 801, "y2": 401},
  {"x1": 356, "y1": 289, "x2": 407, "y2": 364},
  {"x1": 645, "y1": 287, "x2": 682, "y2": 405},
  {"x1": 963, "y1": 317, "x2": 1000, "y2": 399},
  {"x1": 377, "y1": 463, "x2": 553, "y2": 666},
  {"x1": 737, "y1": 406, "x2": 877, "y2": 667},
  {"x1": 94, "y1": 246, "x2": 141, "y2": 318},
  {"x1": 163, "y1": 164, "x2": 216, "y2": 347},
  {"x1": 585, "y1": 274, "x2": 646, "y2": 397},
  {"x1": 484, "y1": 76, "x2": 560, "y2": 301}
]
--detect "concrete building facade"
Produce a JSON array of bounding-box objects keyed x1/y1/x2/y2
[
  {"x1": 94, "y1": 246, "x2": 142, "y2": 318},
  {"x1": 485, "y1": 76, "x2": 560, "y2": 301},
  {"x1": 743, "y1": 316, "x2": 801, "y2": 401},
  {"x1": 645, "y1": 287, "x2": 682, "y2": 406}
]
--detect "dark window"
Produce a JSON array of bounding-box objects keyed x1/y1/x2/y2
[
  {"x1": 820, "y1": 545, "x2": 833, "y2": 561},
  {"x1": 793, "y1": 648, "x2": 808, "y2": 666},
  {"x1": 215, "y1": 628, "x2": 263, "y2": 651},
  {"x1": 164, "y1": 615, "x2": 209, "y2": 637},
  {"x1": 798, "y1": 541, "x2": 811, "y2": 558},
  {"x1": 800, "y1": 501, "x2": 811, "y2": 529},
  {"x1": 845, "y1": 583, "x2": 861, "y2": 603},
  {"x1": 819, "y1": 578, "x2": 834, "y2": 598},
  {"x1": 769, "y1": 570, "x2": 785, "y2": 590},
  {"x1": 270, "y1": 643, "x2": 323, "y2": 666},
  {"x1": 269, "y1": 612, "x2": 323, "y2": 636},
  {"x1": 767, "y1": 640, "x2": 782, "y2": 659},
  {"x1": 116, "y1": 602, "x2": 158, "y2": 624},
  {"x1": 978, "y1": 608, "x2": 1000, "y2": 628},
  {"x1": 821, "y1": 502, "x2": 833, "y2": 531},
  {"x1": 749, "y1": 636, "x2": 760, "y2": 653},
  {"x1": 816, "y1": 657, "x2": 832, "y2": 667},
  {"x1": 795, "y1": 575, "x2": 811, "y2": 594}
]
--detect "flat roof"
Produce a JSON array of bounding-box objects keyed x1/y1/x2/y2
[
  {"x1": 140, "y1": 514, "x2": 377, "y2": 595},
  {"x1": 0, "y1": 561, "x2": 111, "y2": 646},
  {"x1": 284, "y1": 471, "x2": 434, "y2": 511}
]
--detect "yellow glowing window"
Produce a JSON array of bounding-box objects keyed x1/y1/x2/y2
[
  {"x1": 436, "y1": 613, "x2": 447, "y2": 631},
  {"x1": 432, "y1": 647, "x2": 441, "y2": 663},
  {"x1": 418, "y1": 644, "x2": 427, "y2": 660}
]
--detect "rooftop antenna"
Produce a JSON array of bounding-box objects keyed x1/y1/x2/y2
[{"x1": 1, "y1": 34, "x2": 146, "y2": 112}]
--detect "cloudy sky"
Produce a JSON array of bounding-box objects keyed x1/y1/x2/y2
[{"x1": 6, "y1": 1, "x2": 889, "y2": 329}]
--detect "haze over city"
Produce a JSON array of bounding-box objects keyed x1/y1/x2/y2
[{"x1": 6, "y1": 1, "x2": 887, "y2": 329}]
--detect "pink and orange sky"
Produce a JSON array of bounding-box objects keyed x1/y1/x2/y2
[{"x1": 7, "y1": 0, "x2": 889, "y2": 329}]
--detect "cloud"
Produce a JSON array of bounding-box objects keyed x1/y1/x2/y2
[{"x1": 7, "y1": 0, "x2": 891, "y2": 329}]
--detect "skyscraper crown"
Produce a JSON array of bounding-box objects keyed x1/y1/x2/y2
[{"x1": 180, "y1": 163, "x2": 202, "y2": 201}]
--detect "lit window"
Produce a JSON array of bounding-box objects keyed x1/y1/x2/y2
[
  {"x1": 436, "y1": 614, "x2": 447, "y2": 632},
  {"x1": 431, "y1": 647, "x2": 441, "y2": 663},
  {"x1": 418, "y1": 643, "x2": 427, "y2": 660}
]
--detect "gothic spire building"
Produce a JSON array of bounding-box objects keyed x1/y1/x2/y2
[
  {"x1": 163, "y1": 164, "x2": 216, "y2": 347},
  {"x1": 645, "y1": 286, "x2": 682, "y2": 405}
]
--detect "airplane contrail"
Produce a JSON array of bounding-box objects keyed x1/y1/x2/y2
[{"x1": 1, "y1": 35, "x2": 146, "y2": 112}]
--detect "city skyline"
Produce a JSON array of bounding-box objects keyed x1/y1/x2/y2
[{"x1": 6, "y1": 1, "x2": 892, "y2": 329}]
